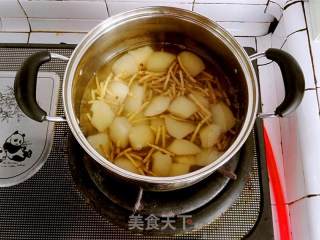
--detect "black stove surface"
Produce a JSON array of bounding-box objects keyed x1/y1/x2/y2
[{"x1": 0, "y1": 44, "x2": 274, "y2": 240}]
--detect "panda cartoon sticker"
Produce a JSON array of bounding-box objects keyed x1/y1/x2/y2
[
  {"x1": 1, "y1": 131, "x2": 32, "y2": 163},
  {"x1": 0, "y1": 147, "x2": 6, "y2": 163}
]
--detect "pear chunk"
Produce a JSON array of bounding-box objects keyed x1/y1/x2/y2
[
  {"x1": 150, "y1": 118, "x2": 165, "y2": 129},
  {"x1": 167, "y1": 139, "x2": 201, "y2": 155},
  {"x1": 108, "y1": 81, "x2": 129, "y2": 103},
  {"x1": 174, "y1": 155, "x2": 196, "y2": 165},
  {"x1": 112, "y1": 53, "x2": 138, "y2": 77},
  {"x1": 124, "y1": 84, "x2": 145, "y2": 114},
  {"x1": 109, "y1": 117, "x2": 131, "y2": 148},
  {"x1": 165, "y1": 116, "x2": 195, "y2": 139},
  {"x1": 128, "y1": 46, "x2": 154, "y2": 66},
  {"x1": 152, "y1": 151, "x2": 172, "y2": 177},
  {"x1": 114, "y1": 157, "x2": 139, "y2": 174},
  {"x1": 178, "y1": 51, "x2": 205, "y2": 77},
  {"x1": 90, "y1": 100, "x2": 115, "y2": 132},
  {"x1": 168, "y1": 96, "x2": 197, "y2": 119},
  {"x1": 211, "y1": 102, "x2": 236, "y2": 132},
  {"x1": 146, "y1": 51, "x2": 176, "y2": 72},
  {"x1": 196, "y1": 148, "x2": 222, "y2": 166},
  {"x1": 169, "y1": 163, "x2": 190, "y2": 176},
  {"x1": 199, "y1": 124, "x2": 222, "y2": 148},
  {"x1": 129, "y1": 125, "x2": 155, "y2": 150},
  {"x1": 131, "y1": 112, "x2": 150, "y2": 126},
  {"x1": 87, "y1": 133, "x2": 110, "y2": 155},
  {"x1": 191, "y1": 91, "x2": 209, "y2": 109},
  {"x1": 144, "y1": 96, "x2": 171, "y2": 116}
]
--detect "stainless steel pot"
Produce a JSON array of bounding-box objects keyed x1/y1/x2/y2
[{"x1": 14, "y1": 7, "x2": 305, "y2": 191}]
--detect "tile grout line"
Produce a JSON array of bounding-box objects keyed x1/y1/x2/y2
[
  {"x1": 259, "y1": 28, "x2": 307, "y2": 67},
  {"x1": 271, "y1": 193, "x2": 320, "y2": 206},
  {"x1": 280, "y1": 28, "x2": 307, "y2": 49},
  {"x1": 287, "y1": 194, "x2": 320, "y2": 206},
  {"x1": 254, "y1": 36, "x2": 258, "y2": 52},
  {"x1": 264, "y1": 0, "x2": 284, "y2": 20},
  {"x1": 104, "y1": 0, "x2": 110, "y2": 17},
  {"x1": 17, "y1": 0, "x2": 31, "y2": 43},
  {"x1": 270, "y1": 0, "x2": 284, "y2": 10},
  {"x1": 284, "y1": 0, "x2": 303, "y2": 10},
  {"x1": 315, "y1": 89, "x2": 320, "y2": 116},
  {"x1": 301, "y1": 2, "x2": 320, "y2": 115},
  {"x1": 277, "y1": 1, "x2": 304, "y2": 27}
]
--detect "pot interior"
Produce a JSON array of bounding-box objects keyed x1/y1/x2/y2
[{"x1": 65, "y1": 8, "x2": 257, "y2": 188}]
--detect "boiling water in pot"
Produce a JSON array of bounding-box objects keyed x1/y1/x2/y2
[{"x1": 79, "y1": 43, "x2": 240, "y2": 177}]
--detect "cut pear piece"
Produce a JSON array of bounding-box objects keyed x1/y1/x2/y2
[
  {"x1": 129, "y1": 125, "x2": 155, "y2": 150},
  {"x1": 199, "y1": 123, "x2": 222, "y2": 148},
  {"x1": 169, "y1": 163, "x2": 190, "y2": 176},
  {"x1": 191, "y1": 91, "x2": 209, "y2": 109},
  {"x1": 165, "y1": 116, "x2": 195, "y2": 139},
  {"x1": 150, "y1": 118, "x2": 165, "y2": 129},
  {"x1": 114, "y1": 157, "x2": 139, "y2": 174},
  {"x1": 146, "y1": 51, "x2": 176, "y2": 72},
  {"x1": 131, "y1": 112, "x2": 150, "y2": 126},
  {"x1": 178, "y1": 51, "x2": 205, "y2": 77},
  {"x1": 87, "y1": 133, "x2": 110, "y2": 155},
  {"x1": 167, "y1": 139, "x2": 201, "y2": 155},
  {"x1": 211, "y1": 102, "x2": 236, "y2": 132},
  {"x1": 108, "y1": 81, "x2": 129, "y2": 103},
  {"x1": 174, "y1": 155, "x2": 196, "y2": 165},
  {"x1": 112, "y1": 53, "x2": 138, "y2": 77},
  {"x1": 168, "y1": 96, "x2": 198, "y2": 119},
  {"x1": 144, "y1": 96, "x2": 171, "y2": 116},
  {"x1": 124, "y1": 84, "x2": 145, "y2": 114},
  {"x1": 195, "y1": 148, "x2": 222, "y2": 166},
  {"x1": 128, "y1": 46, "x2": 154, "y2": 66},
  {"x1": 109, "y1": 117, "x2": 131, "y2": 148},
  {"x1": 152, "y1": 151, "x2": 172, "y2": 177},
  {"x1": 90, "y1": 100, "x2": 115, "y2": 132}
]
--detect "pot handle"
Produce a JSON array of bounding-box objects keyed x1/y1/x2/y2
[
  {"x1": 14, "y1": 51, "x2": 69, "y2": 122},
  {"x1": 250, "y1": 48, "x2": 305, "y2": 118}
]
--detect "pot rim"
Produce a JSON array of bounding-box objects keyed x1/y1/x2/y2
[{"x1": 62, "y1": 6, "x2": 259, "y2": 185}]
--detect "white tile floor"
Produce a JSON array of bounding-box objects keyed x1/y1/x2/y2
[
  {"x1": 0, "y1": 0, "x2": 26, "y2": 18},
  {"x1": 107, "y1": 2, "x2": 193, "y2": 15},
  {"x1": 19, "y1": 0, "x2": 109, "y2": 19},
  {"x1": 279, "y1": 90, "x2": 320, "y2": 202},
  {"x1": 265, "y1": 1, "x2": 283, "y2": 20},
  {"x1": 283, "y1": 2, "x2": 306, "y2": 34},
  {"x1": 28, "y1": 18, "x2": 104, "y2": 33},
  {"x1": 193, "y1": 3, "x2": 273, "y2": 22},
  {"x1": 0, "y1": 18, "x2": 29, "y2": 32},
  {"x1": 272, "y1": 13, "x2": 287, "y2": 49},
  {"x1": 289, "y1": 198, "x2": 311, "y2": 240},
  {"x1": 28, "y1": 32, "x2": 86, "y2": 44},
  {"x1": 304, "y1": 1, "x2": 320, "y2": 88},
  {"x1": 0, "y1": 32, "x2": 29, "y2": 43},
  {"x1": 256, "y1": 33, "x2": 272, "y2": 65},
  {"x1": 281, "y1": 30, "x2": 315, "y2": 89}
]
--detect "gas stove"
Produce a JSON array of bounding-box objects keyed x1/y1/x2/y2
[{"x1": 0, "y1": 45, "x2": 273, "y2": 239}]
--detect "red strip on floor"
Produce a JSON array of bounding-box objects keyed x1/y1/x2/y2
[{"x1": 263, "y1": 126, "x2": 291, "y2": 240}]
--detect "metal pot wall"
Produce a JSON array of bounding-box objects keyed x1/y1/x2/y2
[{"x1": 14, "y1": 7, "x2": 305, "y2": 191}]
